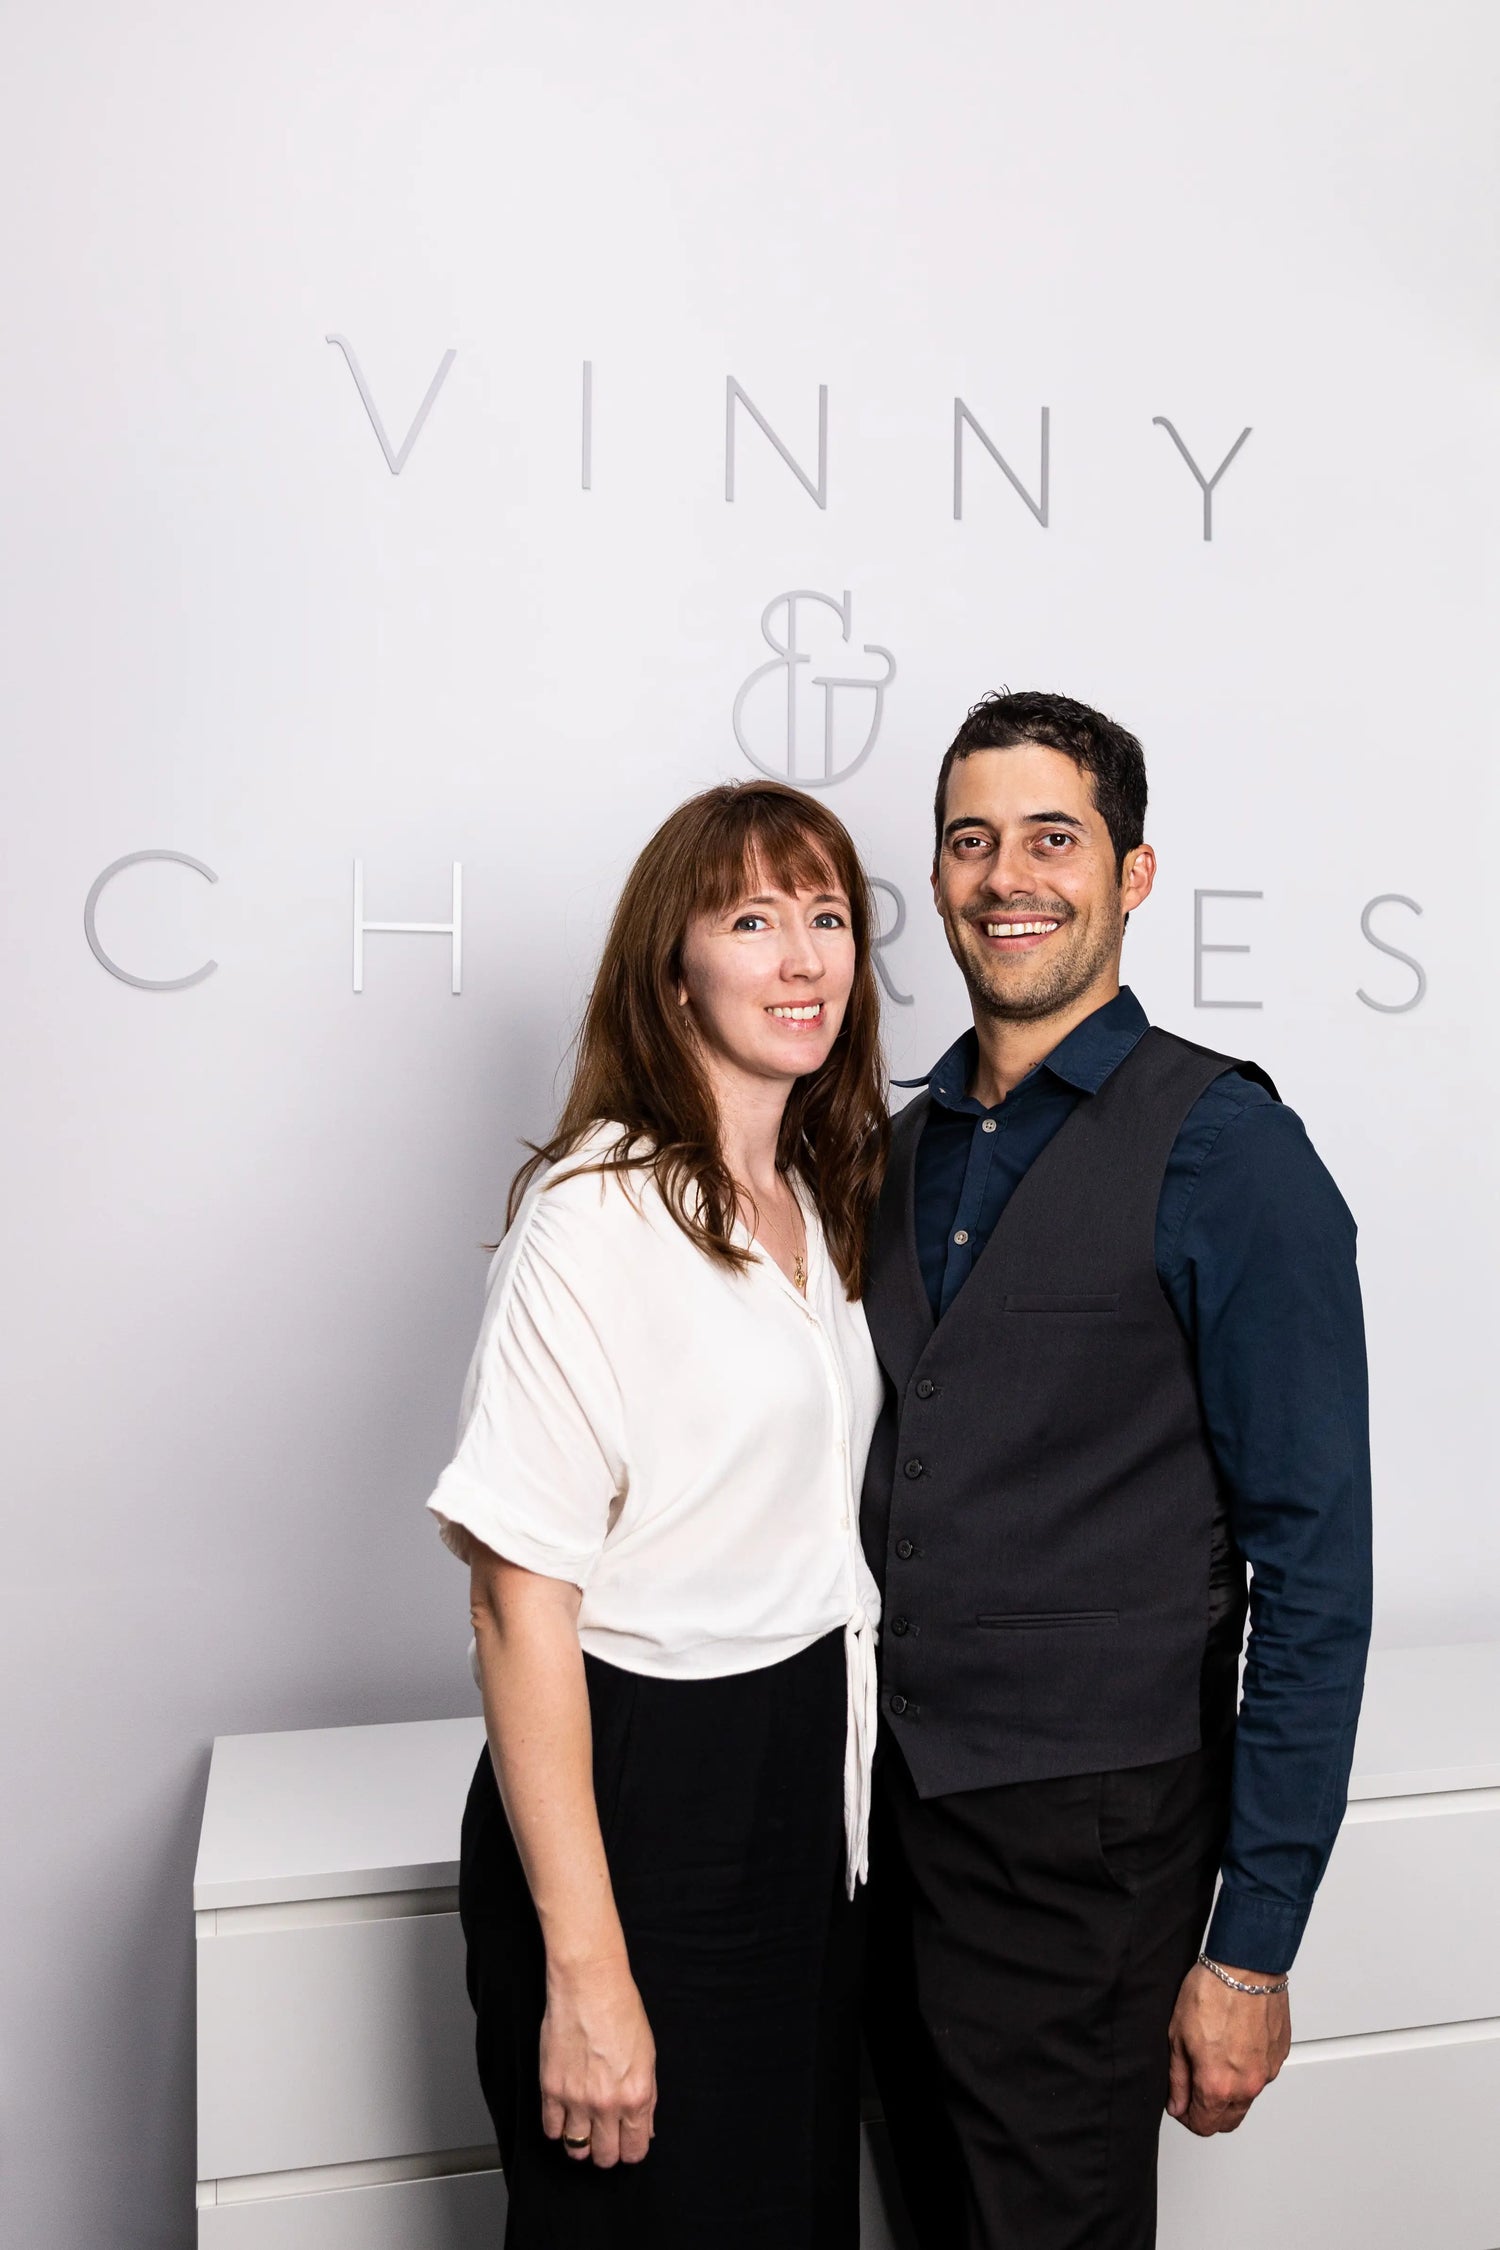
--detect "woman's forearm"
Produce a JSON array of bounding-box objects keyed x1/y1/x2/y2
[
  {"x1": 468, "y1": 1547, "x2": 656, "y2": 2165},
  {"x1": 469, "y1": 1551, "x2": 625, "y2": 1972}
]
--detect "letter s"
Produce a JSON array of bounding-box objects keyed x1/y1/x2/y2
[{"x1": 1356, "y1": 894, "x2": 1425, "y2": 1014}]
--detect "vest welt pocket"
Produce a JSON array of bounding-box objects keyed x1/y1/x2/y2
[
  {"x1": 977, "y1": 1610, "x2": 1120, "y2": 1631},
  {"x1": 1002, "y1": 1292, "x2": 1120, "y2": 1317}
]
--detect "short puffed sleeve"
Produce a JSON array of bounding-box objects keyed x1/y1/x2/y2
[{"x1": 424, "y1": 1173, "x2": 626, "y2": 1585}]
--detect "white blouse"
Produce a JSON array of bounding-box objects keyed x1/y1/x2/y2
[{"x1": 425, "y1": 1127, "x2": 884, "y2": 1891}]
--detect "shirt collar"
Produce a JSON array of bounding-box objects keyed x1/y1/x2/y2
[{"x1": 907, "y1": 987, "x2": 1150, "y2": 1112}]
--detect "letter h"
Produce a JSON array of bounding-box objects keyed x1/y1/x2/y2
[{"x1": 352, "y1": 861, "x2": 463, "y2": 994}]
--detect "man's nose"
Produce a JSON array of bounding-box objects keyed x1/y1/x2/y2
[{"x1": 980, "y1": 836, "x2": 1033, "y2": 896}]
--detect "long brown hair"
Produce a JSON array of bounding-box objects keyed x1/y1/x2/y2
[{"x1": 508, "y1": 781, "x2": 888, "y2": 1297}]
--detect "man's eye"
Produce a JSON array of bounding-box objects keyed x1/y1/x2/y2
[
  {"x1": 1040, "y1": 833, "x2": 1074, "y2": 849},
  {"x1": 952, "y1": 833, "x2": 989, "y2": 853}
]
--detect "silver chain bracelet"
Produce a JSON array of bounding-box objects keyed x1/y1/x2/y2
[{"x1": 1197, "y1": 1951, "x2": 1290, "y2": 1996}]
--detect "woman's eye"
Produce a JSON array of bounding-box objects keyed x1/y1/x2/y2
[
  {"x1": 812, "y1": 912, "x2": 846, "y2": 929},
  {"x1": 733, "y1": 914, "x2": 770, "y2": 932}
]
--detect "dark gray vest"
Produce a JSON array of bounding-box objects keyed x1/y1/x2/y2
[{"x1": 860, "y1": 1026, "x2": 1272, "y2": 1799}]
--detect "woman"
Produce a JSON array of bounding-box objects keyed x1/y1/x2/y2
[{"x1": 424, "y1": 779, "x2": 889, "y2": 2249}]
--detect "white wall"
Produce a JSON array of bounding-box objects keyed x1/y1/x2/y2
[{"x1": 2, "y1": 3, "x2": 1497, "y2": 2240}]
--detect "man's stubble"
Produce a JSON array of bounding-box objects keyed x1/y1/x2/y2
[{"x1": 942, "y1": 894, "x2": 1125, "y2": 1027}]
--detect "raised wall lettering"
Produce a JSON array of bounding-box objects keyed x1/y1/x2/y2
[
  {"x1": 1194, "y1": 888, "x2": 1262, "y2": 1008},
  {"x1": 352, "y1": 861, "x2": 463, "y2": 994},
  {"x1": 725, "y1": 378, "x2": 828, "y2": 510},
  {"x1": 1357, "y1": 894, "x2": 1426, "y2": 1013},
  {"x1": 952, "y1": 401, "x2": 1050, "y2": 526},
  {"x1": 1152, "y1": 417, "x2": 1252, "y2": 541},
  {"x1": 83, "y1": 851, "x2": 218, "y2": 991},
  {"x1": 870, "y1": 879, "x2": 914, "y2": 1005},
  {"x1": 325, "y1": 335, "x2": 457, "y2": 477},
  {"x1": 732, "y1": 590, "x2": 896, "y2": 788}
]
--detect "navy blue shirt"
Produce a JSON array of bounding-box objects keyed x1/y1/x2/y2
[{"x1": 909, "y1": 987, "x2": 1372, "y2": 1972}]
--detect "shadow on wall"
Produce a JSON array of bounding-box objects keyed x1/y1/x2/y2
[{"x1": 118, "y1": 1746, "x2": 212, "y2": 2250}]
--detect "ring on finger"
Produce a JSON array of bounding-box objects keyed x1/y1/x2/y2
[{"x1": 563, "y1": 2131, "x2": 592, "y2": 2151}]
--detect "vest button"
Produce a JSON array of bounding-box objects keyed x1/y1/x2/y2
[
  {"x1": 895, "y1": 1539, "x2": 915, "y2": 1561},
  {"x1": 890, "y1": 1694, "x2": 908, "y2": 1716},
  {"x1": 889, "y1": 1616, "x2": 909, "y2": 1637},
  {"x1": 915, "y1": 1378, "x2": 936, "y2": 1400},
  {"x1": 904, "y1": 1458, "x2": 925, "y2": 1479}
]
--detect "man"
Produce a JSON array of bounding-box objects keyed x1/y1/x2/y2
[{"x1": 861, "y1": 691, "x2": 1372, "y2": 2249}]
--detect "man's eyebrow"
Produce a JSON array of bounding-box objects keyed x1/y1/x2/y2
[{"x1": 941, "y1": 811, "x2": 1085, "y2": 839}]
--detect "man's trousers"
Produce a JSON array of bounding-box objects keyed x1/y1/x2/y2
[{"x1": 864, "y1": 1711, "x2": 1234, "y2": 2250}]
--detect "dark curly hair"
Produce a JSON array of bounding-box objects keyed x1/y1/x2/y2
[{"x1": 933, "y1": 689, "x2": 1148, "y2": 873}]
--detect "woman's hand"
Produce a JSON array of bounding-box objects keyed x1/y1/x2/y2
[{"x1": 540, "y1": 1955, "x2": 657, "y2": 2166}]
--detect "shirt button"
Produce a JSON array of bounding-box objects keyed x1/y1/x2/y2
[
  {"x1": 839, "y1": 1513, "x2": 850, "y2": 1530},
  {"x1": 895, "y1": 1539, "x2": 915, "y2": 1561},
  {"x1": 915, "y1": 1378, "x2": 936, "y2": 1400},
  {"x1": 889, "y1": 1616, "x2": 909, "y2": 1636},
  {"x1": 953, "y1": 1229, "x2": 969, "y2": 1245},
  {"x1": 981, "y1": 1118, "x2": 997, "y2": 1133},
  {"x1": 890, "y1": 1694, "x2": 908, "y2": 1716},
  {"x1": 904, "y1": 1458, "x2": 925, "y2": 1480}
]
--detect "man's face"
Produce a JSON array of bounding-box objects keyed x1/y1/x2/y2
[{"x1": 931, "y1": 744, "x2": 1154, "y2": 1023}]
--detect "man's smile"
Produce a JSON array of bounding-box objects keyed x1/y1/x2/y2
[{"x1": 964, "y1": 910, "x2": 1070, "y2": 954}]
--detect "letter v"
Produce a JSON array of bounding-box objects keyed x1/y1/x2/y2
[{"x1": 325, "y1": 334, "x2": 457, "y2": 476}]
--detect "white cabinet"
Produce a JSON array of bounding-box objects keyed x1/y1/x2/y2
[
  {"x1": 196, "y1": 1649, "x2": 1500, "y2": 2247},
  {"x1": 195, "y1": 1717, "x2": 502, "y2": 2237},
  {"x1": 198, "y1": 2169, "x2": 507, "y2": 2250},
  {"x1": 1154, "y1": 1643, "x2": 1500, "y2": 2250},
  {"x1": 1157, "y1": 2022, "x2": 1500, "y2": 2250},
  {"x1": 197, "y1": 1904, "x2": 492, "y2": 2179}
]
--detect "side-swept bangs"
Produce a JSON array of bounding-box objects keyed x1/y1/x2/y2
[
  {"x1": 508, "y1": 781, "x2": 888, "y2": 1297},
  {"x1": 686, "y1": 791, "x2": 854, "y2": 926}
]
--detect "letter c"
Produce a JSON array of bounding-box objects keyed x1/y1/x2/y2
[{"x1": 84, "y1": 851, "x2": 219, "y2": 990}]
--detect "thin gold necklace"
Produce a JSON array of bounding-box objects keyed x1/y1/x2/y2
[{"x1": 792, "y1": 1248, "x2": 808, "y2": 1295}]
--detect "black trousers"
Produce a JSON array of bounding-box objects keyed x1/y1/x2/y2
[
  {"x1": 459, "y1": 1631, "x2": 862, "y2": 2250},
  {"x1": 864, "y1": 1711, "x2": 1234, "y2": 2250}
]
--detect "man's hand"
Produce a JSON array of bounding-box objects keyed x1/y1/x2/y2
[{"x1": 1166, "y1": 1962, "x2": 1291, "y2": 2135}]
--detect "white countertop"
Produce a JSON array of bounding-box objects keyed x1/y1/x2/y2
[
  {"x1": 193, "y1": 1642, "x2": 1500, "y2": 1909},
  {"x1": 194, "y1": 1715, "x2": 486, "y2": 1908},
  {"x1": 1346, "y1": 1642, "x2": 1500, "y2": 1799}
]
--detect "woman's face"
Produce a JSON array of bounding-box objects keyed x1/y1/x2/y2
[{"x1": 677, "y1": 860, "x2": 857, "y2": 1091}]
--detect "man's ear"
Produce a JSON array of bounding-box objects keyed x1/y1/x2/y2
[{"x1": 1121, "y1": 843, "x2": 1156, "y2": 916}]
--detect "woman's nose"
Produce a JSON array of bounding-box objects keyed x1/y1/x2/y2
[{"x1": 781, "y1": 926, "x2": 822, "y2": 977}]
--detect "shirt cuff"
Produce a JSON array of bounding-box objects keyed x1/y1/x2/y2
[
  {"x1": 1203, "y1": 1886, "x2": 1308, "y2": 1978},
  {"x1": 424, "y1": 1467, "x2": 599, "y2": 1589}
]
